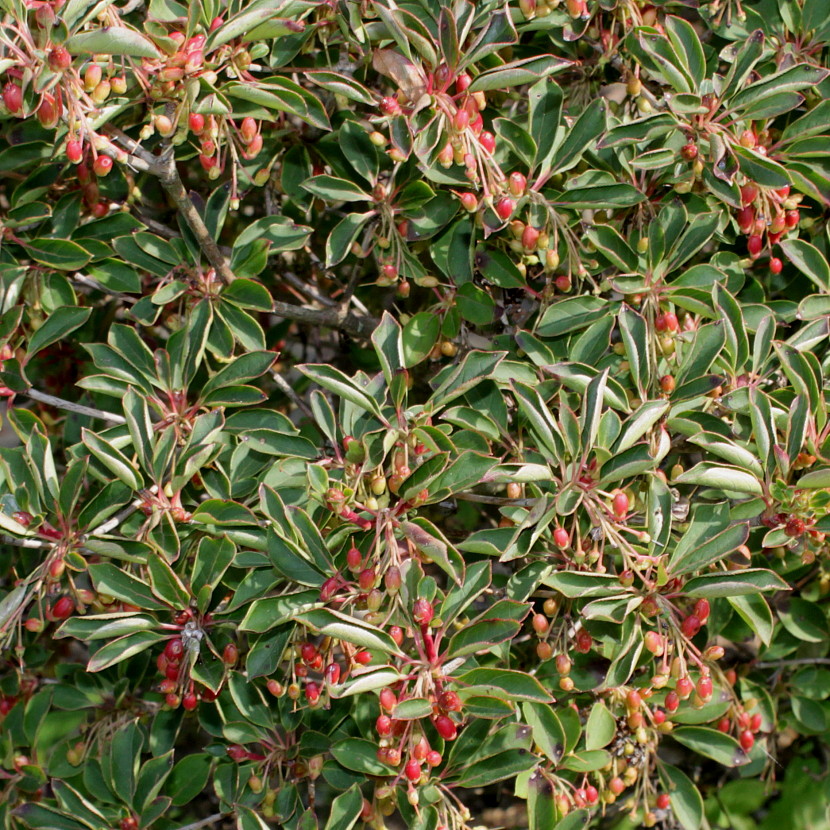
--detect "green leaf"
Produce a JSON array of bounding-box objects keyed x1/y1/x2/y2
[
  {"x1": 659, "y1": 764, "x2": 704, "y2": 830},
  {"x1": 323, "y1": 784, "x2": 363, "y2": 830},
  {"x1": 456, "y1": 282, "x2": 496, "y2": 325},
  {"x1": 543, "y1": 571, "x2": 624, "y2": 598},
  {"x1": 468, "y1": 55, "x2": 573, "y2": 92},
  {"x1": 529, "y1": 78, "x2": 563, "y2": 175},
  {"x1": 585, "y1": 701, "x2": 616, "y2": 750},
  {"x1": 28, "y1": 307, "x2": 91, "y2": 357},
  {"x1": 13, "y1": 804, "x2": 93, "y2": 830},
  {"x1": 512, "y1": 381, "x2": 564, "y2": 461},
  {"x1": 673, "y1": 462, "x2": 762, "y2": 495},
  {"x1": 553, "y1": 811, "x2": 591, "y2": 830},
  {"x1": 447, "y1": 617, "x2": 525, "y2": 657},
  {"x1": 56, "y1": 612, "x2": 159, "y2": 641},
  {"x1": 66, "y1": 27, "x2": 159, "y2": 57},
  {"x1": 779, "y1": 238, "x2": 830, "y2": 291},
  {"x1": 462, "y1": 9, "x2": 516, "y2": 67},
  {"x1": 305, "y1": 71, "x2": 375, "y2": 105},
  {"x1": 720, "y1": 29, "x2": 765, "y2": 102},
  {"x1": 554, "y1": 183, "x2": 644, "y2": 209},
  {"x1": 371, "y1": 311, "x2": 405, "y2": 391},
  {"x1": 233, "y1": 217, "x2": 312, "y2": 254},
  {"x1": 586, "y1": 225, "x2": 637, "y2": 272},
  {"x1": 528, "y1": 772, "x2": 557, "y2": 830},
  {"x1": 391, "y1": 698, "x2": 433, "y2": 720},
  {"x1": 455, "y1": 749, "x2": 538, "y2": 787},
  {"x1": 455, "y1": 668, "x2": 552, "y2": 703},
  {"x1": 403, "y1": 312, "x2": 441, "y2": 366},
  {"x1": 191, "y1": 536, "x2": 235, "y2": 607},
  {"x1": 81, "y1": 429, "x2": 143, "y2": 490},
  {"x1": 220, "y1": 279, "x2": 274, "y2": 311},
  {"x1": 298, "y1": 363, "x2": 386, "y2": 421},
  {"x1": 301, "y1": 175, "x2": 370, "y2": 202},
  {"x1": 295, "y1": 608, "x2": 403, "y2": 656},
  {"x1": 429, "y1": 349, "x2": 506, "y2": 409},
  {"x1": 331, "y1": 739, "x2": 395, "y2": 776},
  {"x1": 202, "y1": 351, "x2": 275, "y2": 396},
  {"x1": 326, "y1": 213, "x2": 373, "y2": 266},
  {"x1": 239, "y1": 590, "x2": 320, "y2": 633},
  {"x1": 147, "y1": 555, "x2": 190, "y2": 608},
  {"x1": 87, "y1": 630, "x2": 167, "y2": 672},
  {"x1": 598, "y1": 113, "x2": 677, "y2": 148},
  {"x1": 792, "y1": 695, "x2": 828, "y2": 733},
  {"x1": 727, "y1": 594, "x2": 774, "y2": 646},
  {"x1": 191, "y1": 499, "x2": 258, "y2": 526},
  {"x1": 522, "y1": 702, "x2": 565, "y2": 764},
  {"x1": 400, "y1": 519, "x2": 461, "y2": 583},
  {"x1": 672, "y1": 726, "x2": 750, "y2": 767},
  {"x1": 551, "y1": 99, "x2": 606, "y2": 173},
  {"x1": 778, "y1": 598, "x2": 830, "y2": 643},
  {"x1": 205, "y1": 5, "x2": 303, "y2": 50},
  {"x1": 88, "y1": 563, "x2": 168, "y2": 611},
  {"x1": 733, "y1": 145, "x2": 790, "y2": 189},
  {"x1": 537, "y1": 296, "x2": 611, "y2": 338},
  {"x1": 618, "y1": 305, "x2": 650, "y2": 397},
  {"x1": 683, "y1": 569, "x2": 789, "y2": 598},
  {"x1": 665, "y1": 16, "x2": 705, "y2": 88},
  {"x1": 477, "y1": 248, "x2": 525, "y2": 288},
  {"x1": 730, "y1": 63, "x2": 829, "y2": 111},
  {"x1": 562, "y1": 749, "x2": 612, "y2": 773},
  {"x1": 669, "y1": 522, "x2": 749, "y2": 576}
]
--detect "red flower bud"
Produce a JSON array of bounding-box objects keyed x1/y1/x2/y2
[
  {"x1": 434, "y1": 715, "x2": 457, "y2": 740},
  {"x1": 49, "y1": 47, "x2": 72, "y2": 72},
  {"x1": 51, "y1": 596, "x2": 74, "y2": 620},
  {"x1": 3, "y1": 82, "x2": 23, "y2": 114},
  {"x1": 508, "y1": 171, "x2": 527, "y2": 196},
  {"x1": 413, "y1": 598, "x2": 433, "y2": 625},
  {"x1": 93, "y1": 156, "x2": 113, "y2": 177}
]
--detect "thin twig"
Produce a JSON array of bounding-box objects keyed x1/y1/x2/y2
[
  {"x1": 88, "y1": 485, "x2": 158, "y2": 537},
  {"x1": 451, "y1": 493, "x2": 539, "y2": 507},
  {"x1": 26, "y1": 389, "x2": 126, "y2": 425},
  {"x1": 271, "y1": 371, "x2": 315, "y2": 420},
  {"x1": 171, "y1": 813, "x2": 224, "y2": 830},
  {"x1": 134, "y1": 211, "x2": 181, "y2": 239},
  {"x1": 755, "y1": 657, "x2": 830, "y2": 668},
  {"x1": 0, "y1": 535, "x2": 51, "y2": 549},
  {"x1": 282, "y1": 270, "x2": 338, "y2": 307}
]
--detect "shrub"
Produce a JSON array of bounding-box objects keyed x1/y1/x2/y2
[{"x1": 1, "y1": 1, "x2": 830, "y2": 829}]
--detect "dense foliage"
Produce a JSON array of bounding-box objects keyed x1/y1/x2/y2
[{"x1": 2, "y1": 0, "x2": 830, "y2": 828}]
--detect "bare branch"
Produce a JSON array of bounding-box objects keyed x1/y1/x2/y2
[
  {"x1": 105, "y1": 125, "x2": 159, "y2": 168},
  {"x1": 88, "y1": 486, "x2": 159, "y2": 537},
  {"x1": 272, "y1": 299, "x2": 375, "y2": 339},
  {"x1": 452, "y1": 492, "x2": 539, "y2": 507},
  {"x1": 282, "y1": 270, "x2": 338, "y2": 307},
  {"x1": 26, "y1": 389, "x2": 126, "y2": 425},
  {"x1": 0, "y1": 535, "x2": 51, "y2": 549},
  {"x1": 154, "y1": 155, "x2": 237, "y2": 286}
]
